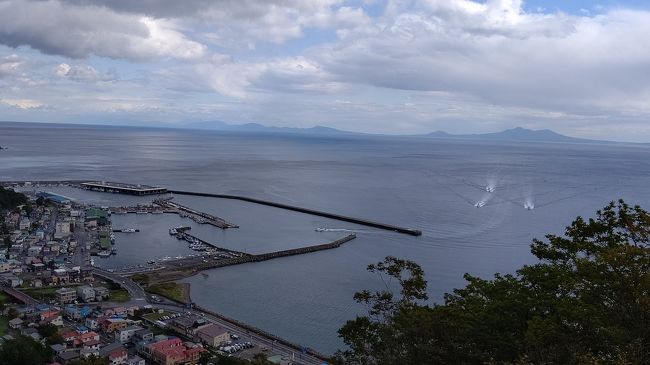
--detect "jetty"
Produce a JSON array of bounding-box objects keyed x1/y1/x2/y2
[
  {"x1": 81, "y1": 181, "x2": 167, "y2": 195},
  {"x1": 170, "y1": 190, "x2": 423, "y2": 236},
  {"x1": 154, "y1": 199, "x2": 238, "y2": 229}
]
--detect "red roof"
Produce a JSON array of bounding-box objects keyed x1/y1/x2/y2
[{"x1": 109, "y1": 349, "x2": 128, "y2": 359}]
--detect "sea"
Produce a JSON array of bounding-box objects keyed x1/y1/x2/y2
[{"x1": 2, "y1": 122, "x2": 650, "y2": 354}]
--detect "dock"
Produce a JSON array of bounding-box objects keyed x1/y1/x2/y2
[
  {"x1": 154, "y1": 199, "x2": 238, "y2": 229},
  {"x1": 170, "y1": 190, "x2": 423, "y2": 236},
  {"x1": 80, "y1": 181, "x2": 167, "y2": 195}
]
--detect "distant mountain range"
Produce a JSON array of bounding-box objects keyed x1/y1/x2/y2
[
  {"x1": 183, "y1": 121, "x2": 357, "y2": 136},
  {"x1": 182, "y1": 121, "x2": 597, "y2": 143},
  {"x1": 422, "y1": 127, "x2": 591, "y2": 143},
  {"x1": 0, "y1": 119, "x2": 610, "y2": 143}
]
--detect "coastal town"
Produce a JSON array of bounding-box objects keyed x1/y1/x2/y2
[{"x1": 0, "y1": 183, "x2": 329, "y2": 365}]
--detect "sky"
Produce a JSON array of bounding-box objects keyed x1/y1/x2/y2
[{"x1": 1, "y1": 0, "x2": 650, "y2": 141}]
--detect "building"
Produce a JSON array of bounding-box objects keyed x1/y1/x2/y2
[
  {"x1": 196, "y1": 324, "x2": 230, "y2": 347},
  {"x1": 134, "y1": 328, "x2": 154, "y2": 343},
  {"x1": 103, "y1": 318, "x2": 128, "y2": 333},
  {"x1": 116, "y1": 325, "x2": 143, "y2": 343},
  {"x1": 77, "y1": 285, "x2": 96, "y2": 302},
  {"x1": 108, "y1": 348, "x2": 128, "y2": 365},
  {"x1": 143, "y1": 337, "x2": 205, "y2": 365},
  {"x1": 8, "y1": 318, "x2": 23, "y2": 329},
  {"x1": 0, "y1": 273, "x2": 23, "y2": 287},
  {"x1": 56, "y1": 287, "x2": 77, "y2": 304},
  {"x1": 94, "y1": 286, "x2": 109, "y2": 300},
  {"x1": 169, "y1": 316, "x2": 206, "y2": 338}
]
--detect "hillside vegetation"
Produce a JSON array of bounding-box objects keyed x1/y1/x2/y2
[{"x1": 336, "y1": 200, "x2": 649, "y2": 364}]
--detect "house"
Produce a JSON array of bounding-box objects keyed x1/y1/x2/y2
[
  {"x1": 19, "y1": 217, "x2": 30, "y2": 230},
  {"x1": 1, "y1": 273, "x2": 23, "y2": 287},
  {"x1": 143, "y1": 337, "x2": 206, "y2": 365},
  {"x1": 74, "y1": 331, "x2": 100, "y2": 347},
  {"x1": 61, "y1": 330, "x2": 79, "y2": 343},
  {"x1": 103, "y1": 318, "x2": 128, "y2": 333},
  {"x1": 51, "y1": 343, "x2": 67, "y2": 356},
  {"x1": 134, "y1": 328, "x2": 154, "y2": 343},
  {"x1": 8, "y1": 317, "x2": 23, "y2": 329},
  {"x1": 126, "y1": 355, "x2": 145, "y2": 365},
  {"x1": 40, "y1": 310, "x2": 63, "y2": 326},
  {"x1": 57, "y1": 349, "x2": 80, "y2": 364},
  {"x1": 80, "y1": 347, "x2": 100, "y2": 359},
  {"x1": 108, "y1": 348, "x2": 128, "y2": 365},
  {"x1": 77, "y1": 285, "x2": 95, "y2": 302},
  {"x1": 195, "y1": 324, "x2": 230, "y2": 347},
  {"x1": 56, "y1": 287, "x2": 77, "y2": 304},
  {"x1": 116, "y1": 325, "x2": 143, "y2": 343},
  {"x1": 85, "y1": 317, "x2": 99, "y2": 330},
  {"x1": 94, "y1": 286, "x2": 109, "y2": 301},
  {"x1": 169, "y1": 316, "x2": 206, "y2": 338}
]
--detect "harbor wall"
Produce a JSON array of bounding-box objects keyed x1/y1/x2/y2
[{"x1": 169, "y1": 190, "x2": 422, "y2": 236}]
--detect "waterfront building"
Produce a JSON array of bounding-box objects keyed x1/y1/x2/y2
[{"x1": 195, "y1": 323, "x2": 230, "y2": 347}]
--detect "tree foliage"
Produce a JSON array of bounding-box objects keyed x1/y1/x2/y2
[
  {"x1": 0, "y1": 335, "x2": 53, "y2": 365},
  {"x1": 0, "y1": 186, "x2": 27, "y2": 210},
  {"x1": 335, "y1": 200, "x2": 649, "y2": 364}
]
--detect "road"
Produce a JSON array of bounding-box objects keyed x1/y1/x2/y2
[{"x1": 90, "y1": 267, "x2": 147, "y2": 303}]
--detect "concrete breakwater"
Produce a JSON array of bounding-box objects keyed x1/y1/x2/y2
[
  {"x1": 142, "y1": 234, "x2": 358, "y2": 279},
  {"x1": 169, "y1": 190, "x2": 423, "y2": 236}
]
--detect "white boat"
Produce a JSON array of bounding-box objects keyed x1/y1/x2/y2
[
  {"x1": 169, "y1": 228, "x2": 177, "y2": 235},
  {"x1": 474, "y1": 201, "x2": 486, "y2": 208},
  {"x1": 98, "y1": 250, "x2": 111, "y2": 257},
  {"x1": 122, "y1": 228, "x2": 137, "y2": 233}
]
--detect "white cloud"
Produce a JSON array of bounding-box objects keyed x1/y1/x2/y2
[
  {"x1": 0, "y1": 98, "x2": 44, "y2": 109},
  {"x1": 54, "y1": 63, "x2": 116, "y2": 82},
  {"x1": 0, "y1": 0, "x2": 205, "y2": 60},
  {"x1": 0, "y1": 54, "x2": 22, "y2": 78}
]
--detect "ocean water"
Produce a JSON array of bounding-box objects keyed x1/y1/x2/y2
[{"x1": 2, "y1": 122, "x2": 650, "y2": 353}]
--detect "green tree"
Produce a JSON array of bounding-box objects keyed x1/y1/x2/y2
[
  {"x1": 335, "y1": 200, "x2": 650, "y2": 365},
  {"x1": 0, "y1": 335, "x2": 53, "y2": 365},
  {"x1": 38, "y1": 323, "x2": 64, "y2": 345}
]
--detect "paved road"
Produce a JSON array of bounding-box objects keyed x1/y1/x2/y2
[{"x1": 90, "y1": 267, "x2": 147, "y2": 303}]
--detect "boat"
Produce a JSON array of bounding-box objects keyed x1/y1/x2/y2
[
  {"x1": 122, "y1": 228, "x2": 137, "y2": 233},
  {"x1": 111, "y1": 247, "x2": 117, "y2": 255},
  {"x1": 136, "y1": 211, "x2": 148, "y2": 214},
  {"x1": 98, "y1": 250, "x2": 111, "y2": 258},
  {"x1": 474, "y1": 201, "x2": 486, "y2": 208},
  {"x1": 201, "y1": 273, "x2": 209, "y2": 278},
  {"x1": 315, "y1": 228, "x2": 327, "y2": 232},
  {"x1": 524, "y1": 202, "x2": 535, "y2": 210},
  {"x1": 169, "y1": 228, "x2": 177, "y2": 235},
  {"x1": 486, "y1": 186, "x2": 495, "y2": 193}
]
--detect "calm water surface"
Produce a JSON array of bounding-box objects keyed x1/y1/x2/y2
[{"x1": 2, "y1": 122, "x2": 650, "y2": 353}]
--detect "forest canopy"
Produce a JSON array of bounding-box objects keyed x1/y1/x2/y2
[{"x1": 335, "y1": 200, "x2": 649, "y2": 364}]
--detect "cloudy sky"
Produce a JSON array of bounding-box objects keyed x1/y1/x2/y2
[{"x1": 1, "y1": 0, "x2": 650, "y2": 141}]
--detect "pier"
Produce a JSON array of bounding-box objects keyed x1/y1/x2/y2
[
  {"x1": 81, "y1": 181, "x2": 167, "y2": 195},
  {"x1": 119, "y1": 234, "x2": 356, "y2": 277},
  {"x1": 154, "y1": 199, "x2": 238, "y2": 229},
  {"x1": 170, "y1": 190, "x2": 423, "y2": 236}
]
